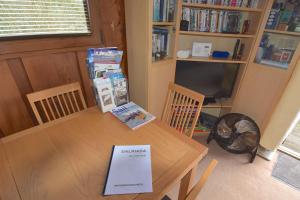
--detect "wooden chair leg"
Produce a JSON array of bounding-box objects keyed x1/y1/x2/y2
[{"x1": 178, "y1": 166, "x2": 197, "y2": 200}]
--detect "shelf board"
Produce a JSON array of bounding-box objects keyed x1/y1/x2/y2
[
  {"x1": 264, "y1": 29, "x2": 300, "y2": 36},
  {"x1": 153, "y1": 22, "x2": 176, "y2": 26},
  {"x1": 152, "y1": 57, "x2": 173, "y2": 64},
  {"x1": 202, "y1": 101, "x2": 233, "y2": 108},
  {"x1": 176, "y1": 56, "x2": 247, "y2": 64},
  {"x1": 179, "y1": 31, "x2": 255, "y2": 38},
  {"x1": 182, "y1": 3, "x2": 263, "y2": 12}
]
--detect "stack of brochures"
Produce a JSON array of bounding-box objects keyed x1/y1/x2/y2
[
  {"x1": 111, "y1": 102, "x2": 156, "y2": 130},
  {"x1": 87, "y1": 47, "x2": 129, "y2": 113},
  {"x1": 103, "y1": 145, "x2": 153, "y2": 195}
]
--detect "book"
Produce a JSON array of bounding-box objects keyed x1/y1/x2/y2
[
  {"x1": 223, "y1": 11, "x2": 241, "y2": 33},
  {"x1": 217, "y1": 10, "x2": 224, "y2": 32},
  {"x1": 105, "y1": 72, "x2": 129, "y2": 106},
  {"x1": 152, "y1": 27, "x2": 169, "y2": 61},
  {"x1": 241, "y1": 0, "x2": 249, "y2": 7},
  {"x1": 87, "y1": 47, "x2": 129, "y2": 113},
  {"x1": 266, "y1": 9, "x2": 280, "y2": 30},
  {"x1": 87, "y1": 48, "x2": 123, "y2": 79},
  {"x1": 111, "y1": 102, "x2": 156, "y2": 130},
  {"x1": 93, "y1": 78, "x2": 116, "y2": 113},
  {"x1": 103, "y1": 145, "x2": 153, "y2": 195},
  {"x1": 153, "y1": 0, "x2": 160, "y2": 21},
  {"x1": 210, "y1": 10, "x2": 218, "y2": 32}
]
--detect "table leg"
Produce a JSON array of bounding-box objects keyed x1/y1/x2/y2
[{"x1": 178, "y1": 166, "x2": 197, "y2": 200}]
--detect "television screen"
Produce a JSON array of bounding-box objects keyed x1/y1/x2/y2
[{"x1": 175, "y1": 61, "x2": 239, "y2": 99}]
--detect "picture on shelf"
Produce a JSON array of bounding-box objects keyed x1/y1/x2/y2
[
  {"x1": 192, "y1": 42, "x2": 212, "y2": 57},
  {"x1": 255, "y1": 33, "x2": 299, "y2": 69}
]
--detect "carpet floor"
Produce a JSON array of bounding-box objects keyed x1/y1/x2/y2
[
  {"x1": 272, "y1": 152, "x2": 300, "y2": 190},
  {"x1": 166, "y1": 133, "x2": 300, "y2": 200}
]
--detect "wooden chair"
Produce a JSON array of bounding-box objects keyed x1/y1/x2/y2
[
  {"x1": 27, "y1": 82, "x2": 87, "y2": 124},
  {"x1": 162, "y1": 83, "x2": 205, "y2": 137},
  {"x1": 162, "y1": 159, "x2": 218, "y2": 200}
]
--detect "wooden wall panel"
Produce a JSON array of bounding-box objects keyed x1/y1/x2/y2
[
  {"x1": 0, "y1": 0, "x2": 127, "y2": 136},
  {"x1": 98, "y1": 0, "x2": 128, "y2": 74},
  {"x1": 0, "y1": 61, "x2": 34, "y2": 135},
  {"x1": 22, "y1": 53, "x2": 82, "y2": 91},
  {"x1": 7, "y1": 58, "x2": 33, "y2": 96},
  {"x1": 76, "y1": 51, "x2": 96, "y2": 107}
]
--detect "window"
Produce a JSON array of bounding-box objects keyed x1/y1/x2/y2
[{"x1": 0, "y1": 0, "x2": 91, "y2": 38}]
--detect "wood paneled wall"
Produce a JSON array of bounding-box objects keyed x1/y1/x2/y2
[{"x1": 0, "y1": 0, "x2": 127, "y2": 136}]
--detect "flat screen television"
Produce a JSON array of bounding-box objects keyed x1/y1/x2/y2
[{"x1": 175, "y1": 61, "x2": 239, "y2": 103}]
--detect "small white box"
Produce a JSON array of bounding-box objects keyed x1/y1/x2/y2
[{"x1": 192, "y1": 42, "x2": 212, "y2": 57}]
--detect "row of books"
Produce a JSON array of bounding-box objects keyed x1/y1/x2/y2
[
  {"x1": 153, "y1": 0, "x2": 176, "y2": 22},
  {"x1": 152, "y1": 27, "x2": 171, "y2": 61},
  {"x1": 182, "y1": 8, "x2": 246, "y2": 33},
  {"x1": 183, "y1": 0, "x2": 259, "y2": 8},
  {"x1": 265, "y1": 1, "x2": 300, "y2": 32},
  {"x1": 87, "y1": 48, "x2": 129, "y2": 112}
]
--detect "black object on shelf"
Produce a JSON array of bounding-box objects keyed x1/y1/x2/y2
[
  {"x1": 207, "y1": 113, "x2": 261, "y2": 163},
  {"x1": 237, "y1": 43, "x2": 245, "y2": 60},
  {"x1": 180, "y1": 20, "x2": 189, "y2": 31},
  {"x1": 232, "y1": 39, "x2": 241, "y2": 60},
  {"x1": 199, "y1": 112, "x2": 219, "y2": 130}
]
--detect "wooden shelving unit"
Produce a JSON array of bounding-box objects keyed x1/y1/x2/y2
[
  {"x1": 125, "y1": 0, "x2": 270, "y2": 118},
  {"x1": 179, "y1": 31, "x2": 255, "y2": 38},
  {"x1": 264, "y1": 29, "x2": 300, "y2": 36},
  {"x1": 182, "y1": 3, "x2": 263, "y2": 12},
  {"x1": 231, "y1": 0, "x2": 300, "y2": 135},
  {"x1": 176, "y1": 56, "x2": 248, "y2": 64},
  {"x1": 175, "y1": 0, "x2": 269, "y2": 116}
]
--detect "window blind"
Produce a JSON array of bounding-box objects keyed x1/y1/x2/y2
[{"x1": 0, "y1": 0, "x2": 91, "y2": 38}]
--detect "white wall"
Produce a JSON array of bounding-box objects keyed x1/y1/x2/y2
[{"x1": 260, "y1": 59, "x2": 300, "y2": 150}]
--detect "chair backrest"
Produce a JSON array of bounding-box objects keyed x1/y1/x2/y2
[
  {"x1": 185, "y1": 159, "x2": 218, "y2": 200},
  {"x1": 27, "y1": 82, "x2": 87, "y2": 124},
  {"x1": 162, "y1": 83, "x2": 205, "y2": 137}
]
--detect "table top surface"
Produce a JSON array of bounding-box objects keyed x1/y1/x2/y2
[{"x1": 0, "y1": 107, "x2": 207, "y2": 200}]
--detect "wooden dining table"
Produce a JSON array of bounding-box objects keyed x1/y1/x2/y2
[{"x1": 0, "y1": 107, "x2": 207, "y2": 200}]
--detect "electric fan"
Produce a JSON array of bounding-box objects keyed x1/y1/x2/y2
[{"x1": 207, "y1": 113, "x2": 260, "y2": 163}]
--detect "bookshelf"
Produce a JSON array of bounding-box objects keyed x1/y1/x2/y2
[
  {"x1": 175, "y1": 0, "x2": 269, "y2": 117},
  {"x1": 254, "y1": 0, "x2": 300, "y2": 70},
  {"x1": 125, "y1": 0, "x2": 270, "y2": 118},
  {"x1": 231, "y1": 0, "x2": 300, "y2": 134}
]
